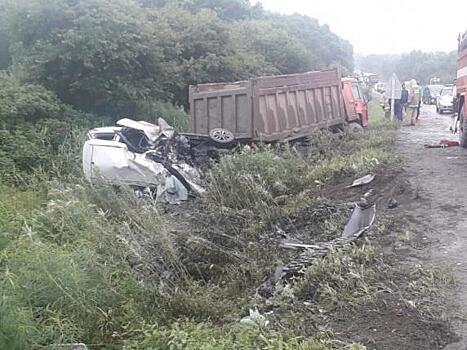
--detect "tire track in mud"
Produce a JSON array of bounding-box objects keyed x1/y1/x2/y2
[{"x1": 396, "y1": 105, "x2": 467, "y2": 350}]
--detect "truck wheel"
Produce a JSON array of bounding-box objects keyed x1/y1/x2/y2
[
  {"x1": 460, "y1": 107, "x2": 467, "y2": 148},
  {"x1": 209, "y1": 128, "x2": 235, "y2": 146},
  {"x1": 348, "y1": 122, "x2": 363, "y2": 133}
]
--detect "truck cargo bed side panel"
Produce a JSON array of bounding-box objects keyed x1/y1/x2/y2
[
  {"x1": 189, "y1": 84, "x2": 253, "y2": 138},
  {"x1": 189, "y1": 70, "x2": 345, "y2": 142}
]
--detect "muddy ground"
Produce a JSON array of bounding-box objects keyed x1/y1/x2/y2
[
  {"x1": 395, "y1": 105, "x2": 467, "y2": 350},
  {"x1": 334, "y1": 104, "x2": 467, "y2": 350}
]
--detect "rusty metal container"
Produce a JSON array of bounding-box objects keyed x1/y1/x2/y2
[{"x1": 189, "y1": 69, "x2": 345, "y2": 142}]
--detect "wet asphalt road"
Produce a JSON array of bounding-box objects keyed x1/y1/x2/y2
[{"x1": 397, "y1": 104, "x2": 467, "y2": 349}]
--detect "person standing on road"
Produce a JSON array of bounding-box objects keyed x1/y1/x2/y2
[
  {"x1": 396, "y1": 83, "x2": 408, "y2": 122},
  {"x1": 416, "y1": 84, "x2": 423, "y2": 120},
  {"x1": 394, "y1": 97, "x2": 403, "y2": 122},
  {"x1": 405, "y1": 80, "x2": 420, "y2": 126}
]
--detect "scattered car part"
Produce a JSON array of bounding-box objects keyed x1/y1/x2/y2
[
  {"x1": 273, "y1": 200, "x2": 377, "y2": 285},
  {"x1": 280, "y1": 241, "x2": 321, "y2": 250},
  {"x1": 440, "y1": 139, "x2": 460, "y2": 147},
  {"x1": 387, "y1": 198, "x2": 398, "y2": 209},
  {"x1": 240, "y1": 308, "x2": 269, "y2": 328},
  {"x1": 347, "y1": 174, "x2": 376, "y2": 188},
  {"x1": 342, "y1": 203, "x2": 376, "y2": 239},
  {"x1": 424, "y1": 139, "x2": 460, "y2": 148},
  {"x1": 49, "y1": 344, "x2": 87, "y2": 350}
]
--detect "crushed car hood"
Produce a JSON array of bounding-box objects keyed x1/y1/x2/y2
[{"x1": 116, "y1": 118, "x2": 175, "y2": 143}]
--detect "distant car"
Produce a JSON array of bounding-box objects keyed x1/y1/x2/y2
[
  {"x1": 423, "y1": 85, "x2": 444, "y2": 105},
  {"x1": 436, "y1": 86, "x2": 455, "y2": 114}
]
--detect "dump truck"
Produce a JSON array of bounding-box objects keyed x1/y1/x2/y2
[
  {"x1": 189, "y1": 69, "x2": 367, "y2": 142},
  {"x1": 458, "y1": 31, "x2": 467, "y2": 147}
]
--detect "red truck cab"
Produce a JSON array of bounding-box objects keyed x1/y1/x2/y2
[
  {"x1": 341, "y1": 77, "x2": 369, "y2": 127},
  {"x1": 457, "y1": 31, "x2": 467, "y2": 146}
]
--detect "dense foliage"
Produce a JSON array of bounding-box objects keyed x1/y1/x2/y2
[
  {"x1": 356, "y1": 50, "x2": 457, "y2": 84},
  {"x1": 0, "y1": 0, "x2": 354, "y2": 185},
  {"x1": 0, "y1": 0, "x2": 354, "y2": 118}
]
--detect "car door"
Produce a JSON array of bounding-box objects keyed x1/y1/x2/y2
[{"x1": 351, "y1": 83, "x2": 369, "y2": 127}]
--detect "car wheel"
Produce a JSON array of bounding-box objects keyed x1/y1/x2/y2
[{"x1": 209, "y1": 128, "x2": 235, "y2": 145}]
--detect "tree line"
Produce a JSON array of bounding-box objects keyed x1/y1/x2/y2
[
  {"x1": 356, "y1": 50, "x2": 457, "y2": 85},
  {"x1": 0, "y1": 0, "x2": 354, "y2": 124}
]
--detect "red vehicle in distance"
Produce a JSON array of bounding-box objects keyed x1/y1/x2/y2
[{"x1": 341, "y1": 77, "x2": 369, "y2": 128}]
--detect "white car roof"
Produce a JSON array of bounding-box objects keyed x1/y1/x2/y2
[
  {"x1": 117, "y1": 118, "x2": 161, "y2": 143},
  {"x1": 88, "y1": 126, "x2": 121, "y2": 134}
]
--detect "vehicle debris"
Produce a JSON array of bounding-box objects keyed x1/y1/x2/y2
[
  {"x1": 347, "y1": 174, "x2": 376, "y2": 188},
  {"x1": 272, "y1": 199, "x2": 377, "y2": 287},
  {"x1": 49, "y1": 344, "x2": 87, "y2": 350},
  {"x1": 424, "y1": 139, "x2": 460, "y2": 148},
  {"x1": 240, "y1": 308, "x2": 270, "y2": 328},
  {"x1": 83, "y1": 118, "x2": 233, "y2": 204},
  {"x1": 387, "y1": 198, "x2": 399, "y2": 209},
  {"x1": 342, "y1": 203, "x2": 376, "y2": 239},
  {"x1": 280, "y1": 241, "x2": 321, "y2": 250}
]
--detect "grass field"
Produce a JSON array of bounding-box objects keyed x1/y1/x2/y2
[{"x1": 0, "y1": 101, "x2": 451, "y2": 349}]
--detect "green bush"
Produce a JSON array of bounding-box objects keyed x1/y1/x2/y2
[
  {"x1": 0, "y1": 72, "x2": 94, "y2": 184},
  {"x1": 204, "y1": 146, "x2": 310, "y2": 211},
  {"x1": 294, "y1": 245, "x2": 377, "y2": 308},
  {"x1": 0, "y1": 295, "x2": 41, "y2": 350},
  {"x1": 0, "y1": 120, "x2": 86, "y2": 185},
  {"x1": 135, "y1": 100, "x2": 190, "y2": 131},
  {"x1": 0, "y1": 185, "x2": 43, "y2": 249},
  {"x1": 0, "y1": 237, "x2": 148, "y2": 347},
  {"x1": 0, "y1": 72, "x2": 62, "y2": 127},
  {"x1": 124, "y1": 320, "x2": 365, "y2": 350}
]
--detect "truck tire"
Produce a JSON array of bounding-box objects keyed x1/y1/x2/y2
[
  {"x1": 460, "y1": 106, "x2": 467, "y2": 148},
  {"x1": 209, "y1": 128, "x2": 235, "y2": 146},
  {"x1": 348, "y1": 122, "x2": 364, "y2": 133}
]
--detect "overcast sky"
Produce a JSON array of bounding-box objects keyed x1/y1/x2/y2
[{"x1": 259, "y1": 0, "x2": 467, "y2": 55}]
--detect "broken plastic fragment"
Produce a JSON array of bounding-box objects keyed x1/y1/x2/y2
[
  {"x1": 347, "y1": 174, "x2": 376, "y2": 188},
  {"x1": 342, "y1": 203, "x2": 376, "y2": 239},
  {"x1": 240, "y1": 308, "x2": 269, "y2": 328},
  {"x1": 49, "y1": 344, "x2": 88, "y2": 350}
]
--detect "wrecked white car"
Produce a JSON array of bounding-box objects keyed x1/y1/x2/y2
[{"x1": 82, "y1": 118, "x2": 234, "y2": 204}]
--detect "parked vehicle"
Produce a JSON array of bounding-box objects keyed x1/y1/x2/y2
[
  {"x1": 423, "y1": 85, "x2": 444, "y2": 105},
  {"x1": 436, "y1": 86, "x2": 455, "y2": 114},
  {"x1": 457, "y1": 30, "x2": 467, "y2": 146},
  {"x1": 189, "y1": 69, "x2": 367, "y2": 142}
]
